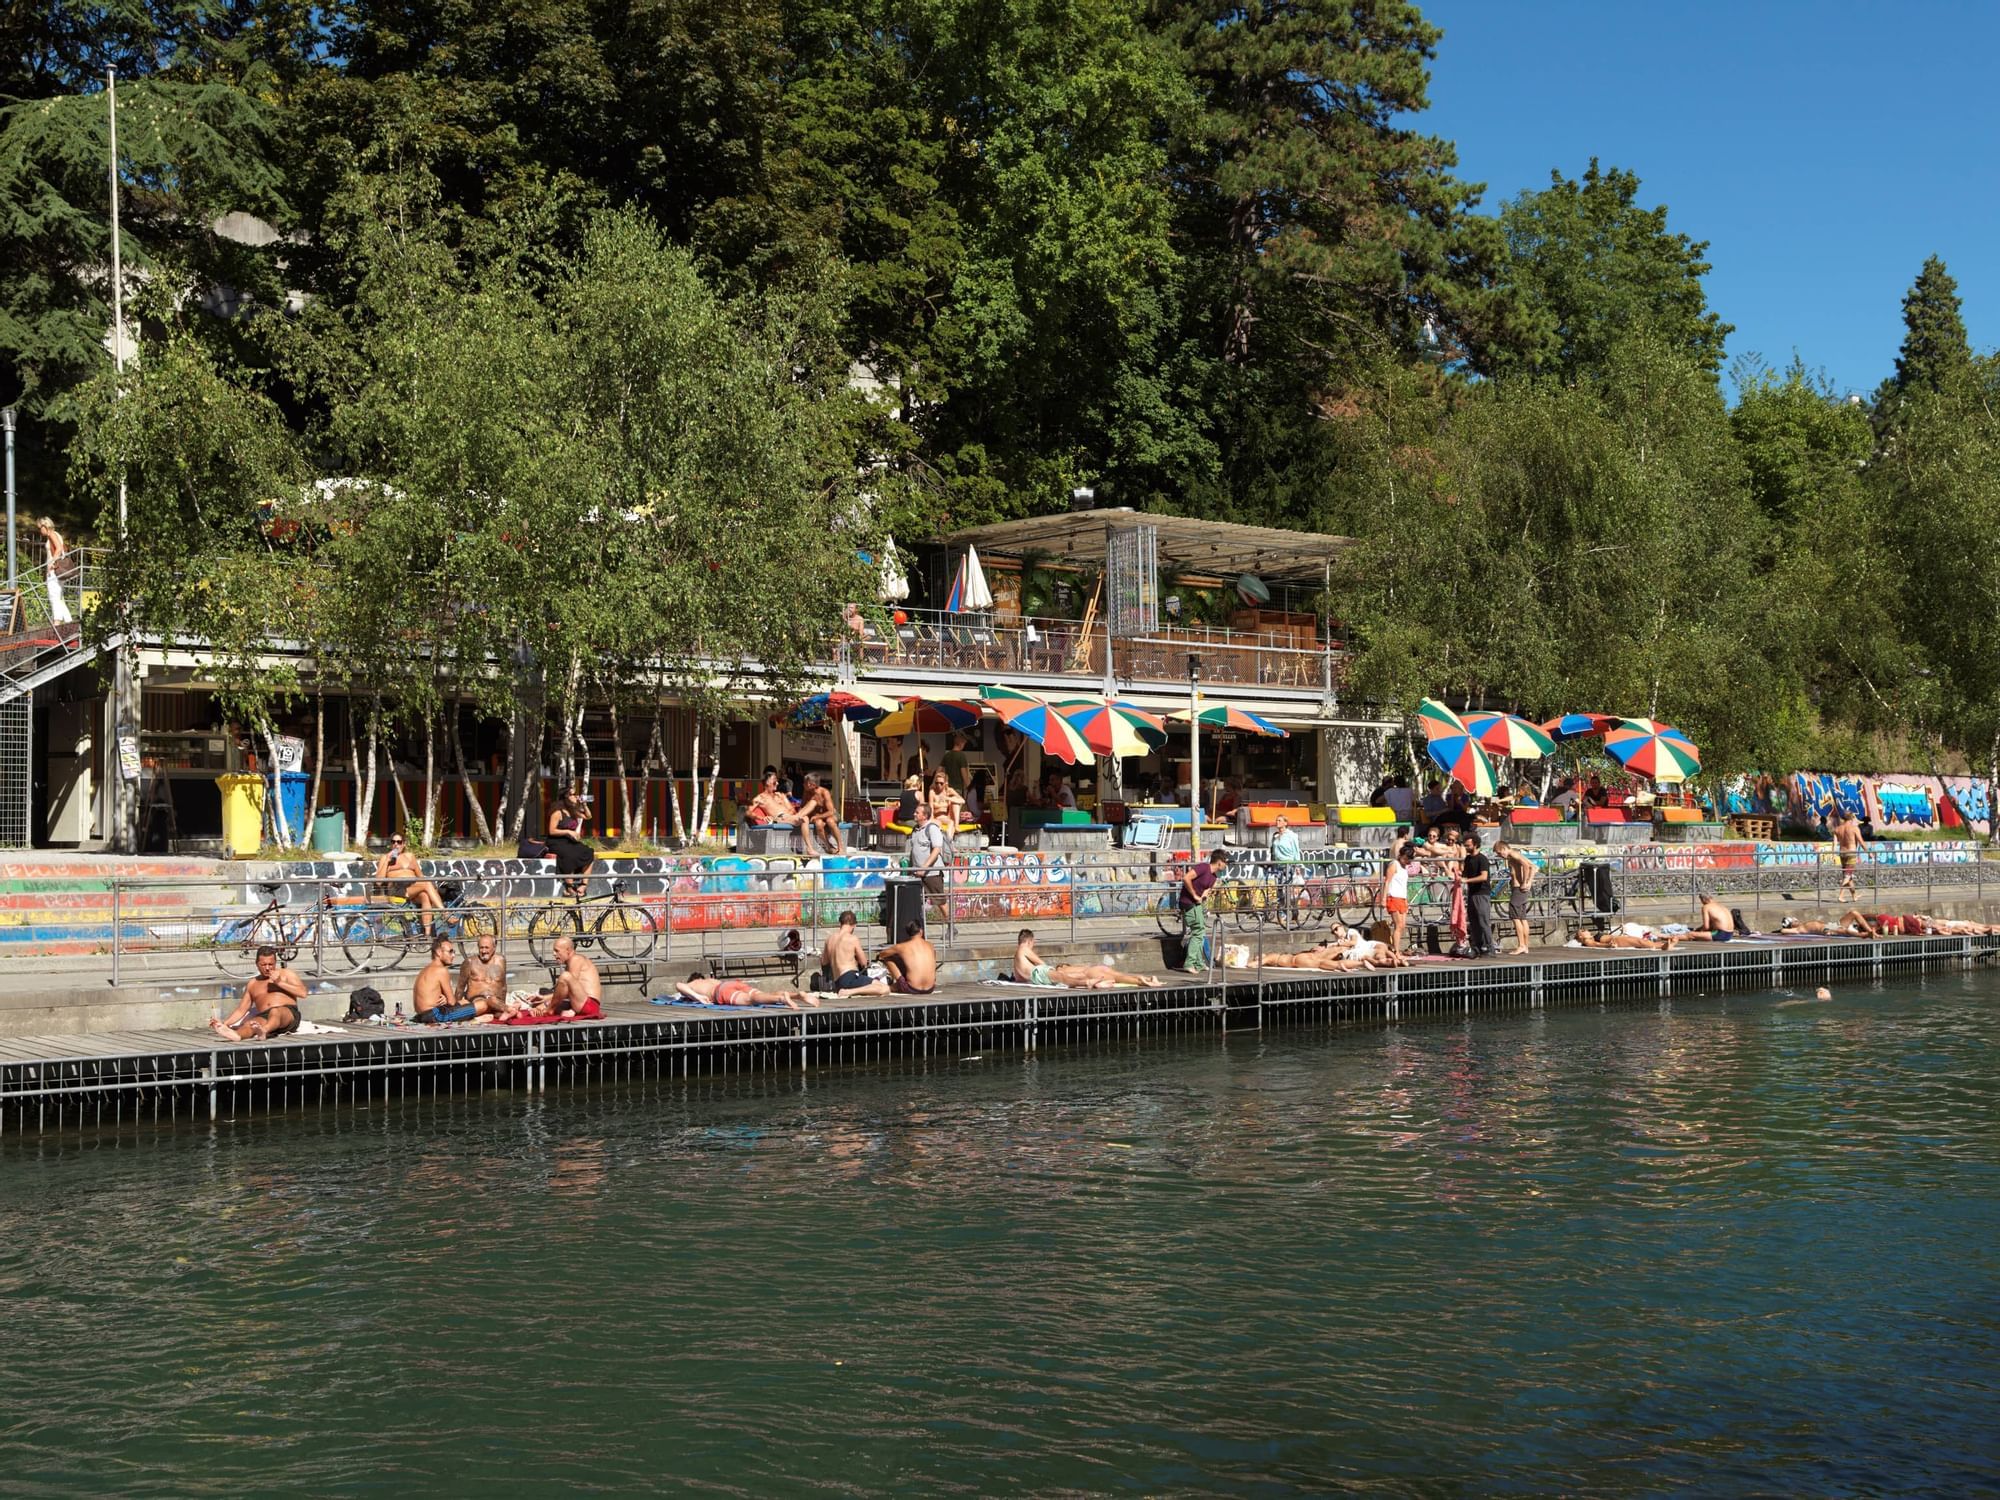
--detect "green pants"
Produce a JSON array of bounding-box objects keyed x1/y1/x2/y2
[{"x1": 1183, "y1": 902, "x2": 1209, "y2": 969}]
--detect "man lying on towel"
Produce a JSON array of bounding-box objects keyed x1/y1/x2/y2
[
  {"x1": 1264, "y1": 928, "x2": 1409, "y2": 970},
  {"x1": 211, "y1": 945, "x2": 308, "y2": 1041},
  {"x1": 675, "y1": 973, "x2": 817, "y2": 1009},
  {"x1": 1777, "y1": 910, "x2": 1881, "y2": 937},
  {"x1": 1013, "y1": 930, "x2": 1161, "y2": 989}
]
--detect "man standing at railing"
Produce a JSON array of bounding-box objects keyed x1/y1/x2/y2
[
  {"x1": 1496, "y1": 840, "x2": 1536, "y2": 957},
  {"x1": 1177, "y1": 848, "x2": 1228, "y2": 972},
  {"x1": 1834, "y1": 810, "x2": 1863, "y2": 902}
]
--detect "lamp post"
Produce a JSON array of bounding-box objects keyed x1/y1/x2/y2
[
  {"x1": 2, "y1": 406, "x2": 14, "y2": 588},
  {"x1": 1187, "y1": 652, "x2": 1201, "y2": 861}
]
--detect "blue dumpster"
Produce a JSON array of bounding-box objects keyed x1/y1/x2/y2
[{"x1": 267, "y1": 771, "x2": 311, "y2": 847}]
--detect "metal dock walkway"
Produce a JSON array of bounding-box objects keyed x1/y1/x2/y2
[{"x1": 3, "y1": 933, "x2": 1993, "y2": 1135}]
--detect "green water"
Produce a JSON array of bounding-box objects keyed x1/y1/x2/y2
[{"x1": 5, "y1": 975, "x2": 1999, "y2": 1495}]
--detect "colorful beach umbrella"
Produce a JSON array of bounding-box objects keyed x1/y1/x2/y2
[
  {"x1": 773, "y1": 687, "x2": 904, "y2": 729},
  {"x1": 1416, "y1": 697, "x2": 1499, "y2": 797},
  {"x1": 1464, "y1": 712, "x2": 1557, "y2": 761},
  {"x1": 1539, "y1": 712, "x2": 1618, "y2": 743},
  {"x1": 1603, "y1": 719, "x2": 1702, "y2": 782},
  {"x1": 858, "y1": 697, "x2": 981, "y2": 738},
  {"x1": 1050, "y1": 696, "x2": 1168, "y2": 758},
  {"x1": 1167, "y1": 705, "x2": 1289, "y2": 738},
  {"x1": 977, "y1": 685, "x2": 1095, "y2": 764}
]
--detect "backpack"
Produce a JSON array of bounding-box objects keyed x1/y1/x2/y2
[{"x1": 344, "y1": 985, "x2": 385, "y2": 1022}]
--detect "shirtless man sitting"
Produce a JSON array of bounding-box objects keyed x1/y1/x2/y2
[
  {"x1": 1013, "y1": 929, "x2": 1161, "y2": 989},
  {"x1": 211, "y1": 946, "x2": 308, "y2": 1041},
  {"x1": 676, "y1": 972, "x2": 817, "y2": 1009},
  {"x1": 818, "y1": 910, "x2": 890, "y2": 996},
  {"x1": 745, "y1": 769, "x2": 796, "y2": 829},
  {"x1": 413, "y1": 936, "x2": 487, "y2": 1023},
  {"x1": 878, "y1": 921, "x2": 939, "y2": 996},
  {"x1": 457, "y1": 932, "x2": 511, "y2": 1018},
  {"x1": 540, "y1": 935, "x2": 603, "y2": 1018},
  {"x1": 1677, "y1": 891, "x2": 1739, "y2": 941},
  {"x1": 375, "y1": 833, "x2": 443, "y2": 934},
  {"x1": 795, "y1": 773, "x2": 844, "y2": 856}
]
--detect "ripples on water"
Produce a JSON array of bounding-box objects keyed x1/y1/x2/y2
[{"x1": 3, "y1": 976, "x2": 1998, "y2": 1495}]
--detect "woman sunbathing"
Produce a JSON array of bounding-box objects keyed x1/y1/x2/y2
[
  {"x1": 1574, "y1": 926, "x2": 1677, "y2": 951},
  {"x1": 1777, "y1": 911, "x2": 1878, "y2": 937}
]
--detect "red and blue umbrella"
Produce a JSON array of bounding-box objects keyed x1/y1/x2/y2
[
  {"x1": 1417, "y1": 698, "x2": 1499, "y2": 796},
  {"x1": 1603, "y1": 719, "x2": 1702, "y2": 782},
  {"x1": 774, "y1": 688, "x2": 904, "y2": 729},
  {"x1": 1540, "y1": 712, "x2": 1618, "y2": 743},
  {"x1": 1167, "y1": 705, "x2": 1289, "y2": 737},
  {"x1": 1050, "y1": 696, "x2": 1168, "y2": 758},
  {"x1": 858, "y1": 697, "x2": 981, "y2": 739}
]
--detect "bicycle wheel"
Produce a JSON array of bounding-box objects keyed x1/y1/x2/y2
[
  {"x1": 214, "y1": 911, "x2": 282, "y2": 979},
  {"x1": 340, "y1": 910, "x2": 385, "y2": 973},
  {"x1": 1335, "y1": 881, "x2": 1378, "y2": 929},
  {"x1": 527, "y1": 903, "x2": 584, "y2": 964},
  {"x1": 593, "y1": 897, "x2": 659, "y2": 960},
  {"x1": 1155, "y1": 893, "x2": 1186, "y2": 939},
  {"x1": 450, "y1": 903, "x2": 500, "y2": 943}
]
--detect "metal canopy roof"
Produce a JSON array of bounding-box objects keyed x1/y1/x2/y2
[{"x1": 940, "y1": 509, "x2": 1353, "y2": 583}]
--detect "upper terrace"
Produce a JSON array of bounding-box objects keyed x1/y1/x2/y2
[{"x1": 826, "y1": 510, "x2": 1356, "y2": 704}]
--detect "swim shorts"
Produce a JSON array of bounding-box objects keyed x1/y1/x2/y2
[
  {"x1": 891, "y1": 977, "x2": 935, "y2": 996},
  {"x1": 262, "y1": 1005, "x2": 300, "y2": 1038},
  {"x1": 1028, "y1": 964, "x2": 1057, "y2": 987},
  {"x1": 715, "y1": 979, "x2": 753, "y2": 1005},
  {"x1": 416, "y1": 1003, "x2": 477, "y2": 1024},
  {"x1": 835, "y1": 967, "x2": 875, "y2": 991},
  {"x1": 1710, "y1": 929, "x2": 1734, "y2": 944},
  {"x1": 1507, "y1": 888, "x2": 1530, "y2": 920},
  {"x1": 1839, "y1": 853, "x2": 1857, "y2": 870},
  {"x1": 1385, "y1": 896, "x2": 1408, "y2": 914}
]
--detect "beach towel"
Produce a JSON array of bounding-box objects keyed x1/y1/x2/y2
[
  {"x1": 1449, "y1": 881, "x2": 1468, "y2": 946},
  {"x1": 648, "y1": 996, "x2": 793, "y2": 1011}
]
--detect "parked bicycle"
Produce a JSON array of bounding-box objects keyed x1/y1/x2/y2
[
  {"x1": 526, "y1": 878, "x2": 660, "y2": 963},
  {"x1": 213, "y1": 883, "x2": 349, "y2": 979},
  {"x1": 340, "y1": 882, "x2": 500, "y2": 973}
]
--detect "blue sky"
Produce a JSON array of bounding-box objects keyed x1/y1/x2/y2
[{"x1": 1421, "y1": 1, "x2": 1997, "y2": 399}]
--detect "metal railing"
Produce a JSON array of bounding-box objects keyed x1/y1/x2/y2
[
  {"x1": 831, "y1": 604, "x2": 1341, "y2": 691},
  {"x1": 0, "y1": 841, "x2": 1969, "y2": 990}
]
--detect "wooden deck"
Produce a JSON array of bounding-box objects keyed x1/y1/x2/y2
[{"x1": 3, "y1": 933, "x2": 1992, "y2": 1136}]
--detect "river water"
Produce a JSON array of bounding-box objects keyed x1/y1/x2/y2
[{"x1": 4, "y1": 973, "x2": 1998, "y2": 1495}]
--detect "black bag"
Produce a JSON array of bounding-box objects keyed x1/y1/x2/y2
[{"x1": 344, "y1": 985, "x2": 385, "y2": 1022}]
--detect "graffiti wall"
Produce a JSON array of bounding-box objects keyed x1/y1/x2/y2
[{"x1": 1782, "y1": 771, "x2": 1993, "y2": 838}]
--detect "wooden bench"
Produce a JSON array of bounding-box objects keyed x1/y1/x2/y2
[{"x1": 706, "y1": 951, "x2": 802, "y2": 987}]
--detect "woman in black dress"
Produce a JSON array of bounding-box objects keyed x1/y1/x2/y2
[{"x1": 546, "y1": 790, "x2": 596, "y2": 893}]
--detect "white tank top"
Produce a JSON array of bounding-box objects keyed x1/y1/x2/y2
[{"x1": 1385, "y1": 863, "x2": 1409, "y2": 900}]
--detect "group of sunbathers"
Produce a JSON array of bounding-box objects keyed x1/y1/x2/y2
[
  {"x1": 1261, "y1": 928, "x2": 1412, "y2": 970},
  {"x1": 810, "y1": 911, "x2": 940, "y2": 997}
]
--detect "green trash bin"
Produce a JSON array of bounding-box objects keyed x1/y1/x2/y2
[{"x1": 311, "y1": 807, "x2": 347, "y2": 854}]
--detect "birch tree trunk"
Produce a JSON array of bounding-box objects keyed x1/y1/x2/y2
[
  {"x1": 421, "y1": 712, "x2": 438, "y2": 846},
  {"x1": 261, "y1": 722, "x2": 293, "y2": 847},
  {"x1": 687, "y1": 719, "x2": 702, "y2": 846},
  {"x1": 451, "y1": 704, "x2": 494, "y2": 844},
  {"x1": 695, "y1": 725, "x2": 722, "y2": 841},
  {"x1": 307, "y1": 689, "x2": 325, "y2": 842},
  {"x1": 355, "y1": 696, "x2": 381, "y2": 848},
  {"x1": 609, "y1": 692, "x2": 632, "y2": 844}
]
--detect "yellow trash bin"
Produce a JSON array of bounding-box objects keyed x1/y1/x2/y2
[{"x1": 216, "y1": 773, "x2": 266, "y2": 857}]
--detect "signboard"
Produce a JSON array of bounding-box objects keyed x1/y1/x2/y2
[{"x1": 1106, "y1": 523, "x2": 1158, "y2": 638}]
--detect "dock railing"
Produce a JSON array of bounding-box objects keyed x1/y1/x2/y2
[{"x1": 3, "y1": 842, "x2": 1989, "y2": 988}]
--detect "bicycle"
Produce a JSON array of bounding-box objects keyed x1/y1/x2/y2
[
  {"x1": 213, "y1": 882, "x2": 364, "y2": 979},
  {"x1": 339, "y1": 881, "x2": 501, "y2": 973},
  {"x1": 526, "y1": 877, "x2": 660, "y2": 963}
]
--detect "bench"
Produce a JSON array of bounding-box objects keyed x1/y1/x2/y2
[
  {"x1": 707, "y1": 951, "x2": 802, "y2": 987},
  {"x1": 542, "y1": 959, "x2": 651, "y2": 993}
]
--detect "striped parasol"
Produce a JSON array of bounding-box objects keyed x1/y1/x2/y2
[
  {"x1": 1603, "y1": 719, "x2": 1702, "y2": 782},
  {"x1": 1049, "y1": 696, "x2": 1168, "y2": 758},
  {"x1": 1416, "y1": 697, "x2": 1499, "y2": 796},
  {"x1": 1167, "y1": 705, "x2": 1289, "y2": 737},
  {"x1": 977, "y1": 685, "x2": 1095, "y2": 764},
  {"x1": 1464, "y1": 712, "x2": 1558, "y2": 761},
  {"x1": 856, "y1": 697, "x2": 982, "y2": 738},
  {"x1": 773, "y1": 687, "x2": 904, "y2": 729}
]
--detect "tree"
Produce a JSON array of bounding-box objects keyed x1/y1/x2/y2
[
  {"x1": 1874, "y1": 255, "x2": 1975, "y2": 419},
  {"x1": 1496, "y1": 159, "x2": 1730, "y2": 381}
]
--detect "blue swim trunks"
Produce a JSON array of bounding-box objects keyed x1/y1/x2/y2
[{"x1": 418, "y1": 1003, "x2": 478, "y2": 1024}]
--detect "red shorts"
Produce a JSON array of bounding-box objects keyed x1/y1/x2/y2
[{"x1": 1385, "y1": 896, "x2": 1408, "y2": 914}]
